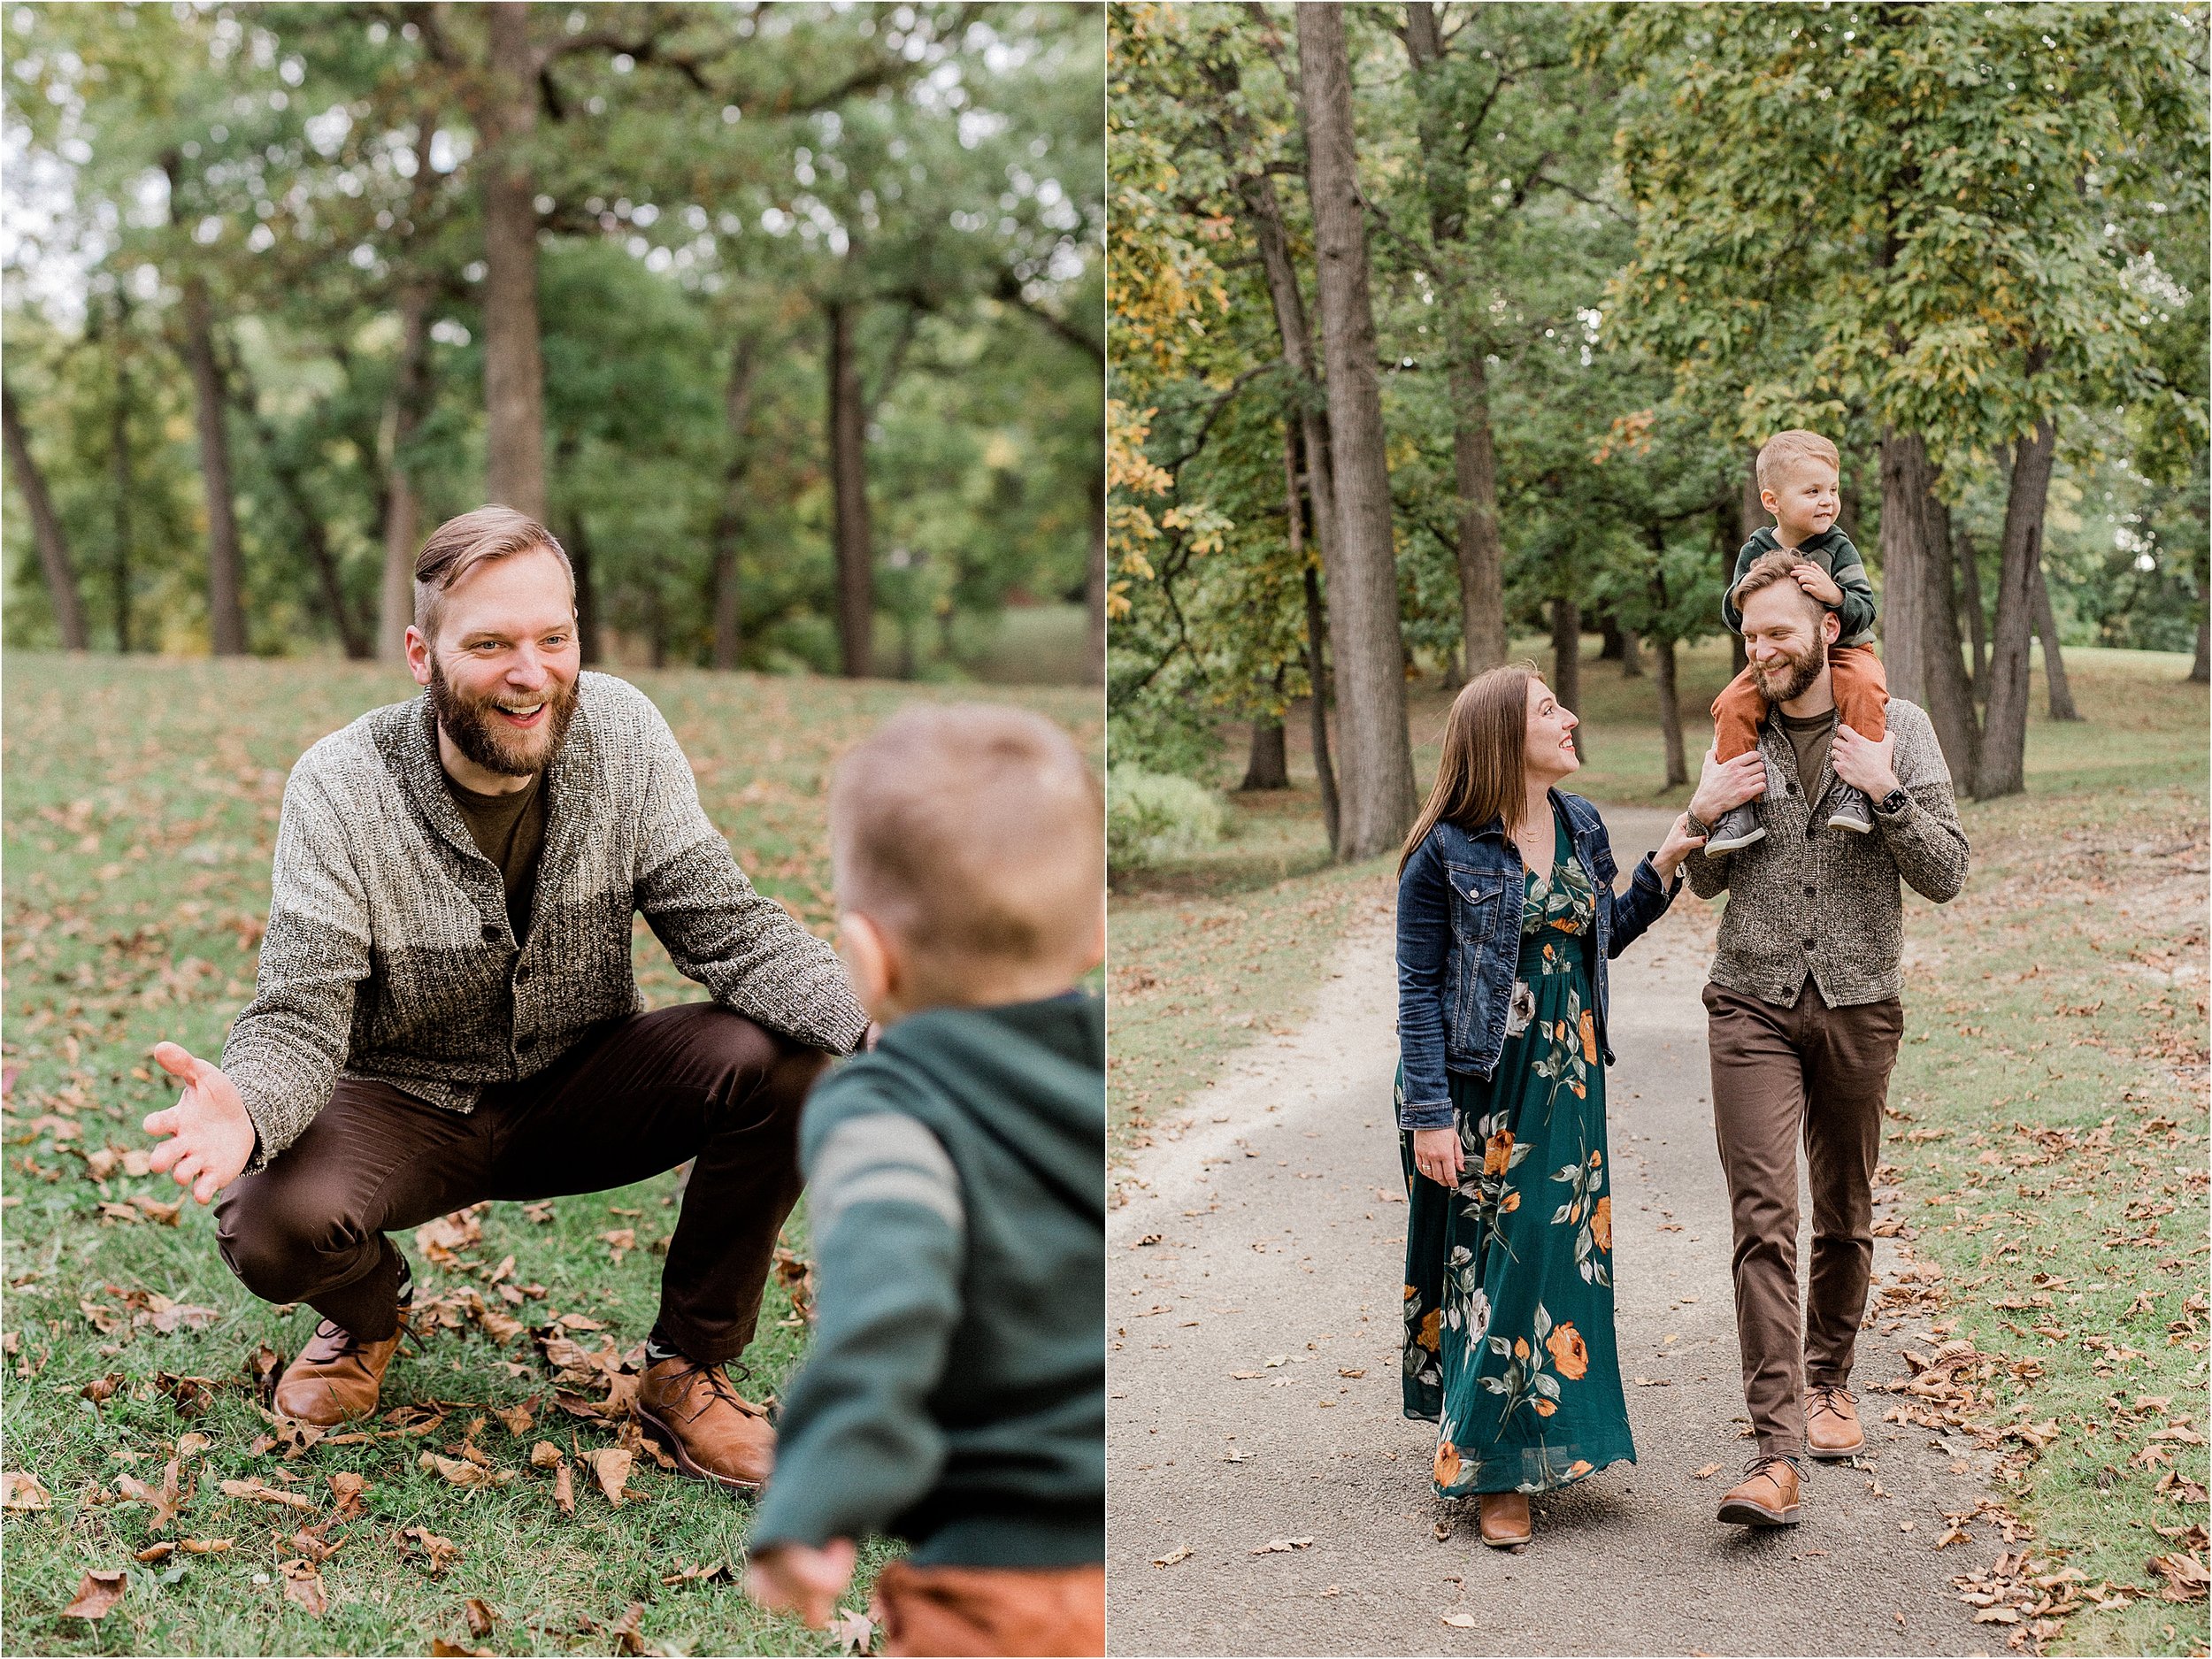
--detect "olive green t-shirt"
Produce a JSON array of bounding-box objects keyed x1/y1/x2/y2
[
  {"x1": 443, "y1": 770, "x2": 547, "y2": 941},
  {"x1": 1778, "y1": 708, "x2": 1837, "y2": 803}
]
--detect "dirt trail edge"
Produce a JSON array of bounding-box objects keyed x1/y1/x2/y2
[{"x1": 1108, "y1": 808, "x2": 2004, "y2": 1657}]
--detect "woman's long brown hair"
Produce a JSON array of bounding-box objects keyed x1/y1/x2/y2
[{"x1": 1398, "y1": 662, "x2": 1541, "y2": 876}]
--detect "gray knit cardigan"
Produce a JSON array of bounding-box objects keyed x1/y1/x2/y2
[
  {"x1": 1684, "y1": 695, "x2": 1970, "y2": 1007},
  {"x1": 221, "y1": 672, "x2": 868, "y2": 1171}
]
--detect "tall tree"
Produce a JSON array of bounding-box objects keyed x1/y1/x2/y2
[
  {"x1": 1297, "y1": 3, "x2": 1415, "y2": 860},
  {"x1": 1, "y1": 379, "x2": 91, "y2": 650},
  {"x1": 477, "y1": 3, "x2": 548, "y2": 519}
]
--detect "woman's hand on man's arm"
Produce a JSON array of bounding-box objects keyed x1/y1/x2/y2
[{"x1": 1652, "y1": 813, "x2": 1706, "y2": 884}]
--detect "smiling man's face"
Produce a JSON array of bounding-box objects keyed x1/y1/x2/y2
[{"x1": 408, "y1": 546, "x2": 582, "y2": 780}]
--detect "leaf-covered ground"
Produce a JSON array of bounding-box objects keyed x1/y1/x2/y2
[
  {"x1": 1110, "y1": 643, "x2": 2209, "y2": 1654},
  {"x1": 1, "y1": 653, "x2": 1099, "y2": 1657}
]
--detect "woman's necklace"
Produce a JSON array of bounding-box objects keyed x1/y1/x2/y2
[{"x1": 1514, "y1": 811, "x2": 1552, "y2": 880}]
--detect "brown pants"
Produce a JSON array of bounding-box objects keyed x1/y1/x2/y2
[
  {"x1": 1711, "y1": 641, "x2": 1889, "y2": 762},
  {"x1": 872, "y1": 1561, "x2": 1104, "y2": 1658},
  {"x1": 215, "y1": 1005, "x2": 829, "y2": 1364},
  {"x1": 1703, "y1": 981, "x2": 1904, "y2": 1457}
]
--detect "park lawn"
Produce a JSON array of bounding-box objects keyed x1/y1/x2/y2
[
  {"x1": 1110, "y1": 643, "x2": 2208, "y2": 1649},
  {"x1": 0, "y1": 652, "x2": 1097, "y2": 1657}
]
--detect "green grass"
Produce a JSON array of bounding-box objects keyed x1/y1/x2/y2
[
  {"x1": 1111, "y1": 643, "x2": 2209, "y2": 1651},
  {"x1": 0, "y1": 652, "x2": 1098, "y2": 1657}
]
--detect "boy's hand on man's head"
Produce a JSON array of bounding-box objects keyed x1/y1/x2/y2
[
  {"x1": 1791, "y1": 565, "x2": 1844, "y2": 607},
  {"x1": 1831, "y1": 724, "x2": 1900, "y2": 801},
  {"x1": 745, "y1": 1540, "x2": 857, "y2": 1629}
]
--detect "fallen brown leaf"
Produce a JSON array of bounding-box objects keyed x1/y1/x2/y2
[
  {"x1": 529, "y1": 1440, "x2": 565, "y2": 1470},
  {"x1": 584, "y1": 1446, "x2": 634, "y2": 1506},
  {"x1": 428, "y1": 1643, "x2": 491, "y2": 1658},
  {"x1": 219, "y1": 1477, "x2": 316, "y2": 1512},
  {"x1": 134, "y1": 1541, "x2": 176, "y2": 1563},
  {"x1": 180, "y1": 1537, "x2": 232, "y2": 1554},
  {"x1": 282, "y1": 1562, "x2": 330, "y2": 1617},
  {"x1": 1249, "y1": 1536, "x2": 1315, "y2": 1555},
  {"x1": 116, "y1": 1457, "x2": 186, "y2": 1530},
  {"x1": 1694, "y1": 1463, "x2": 1722, "y2": 1479},
  {"x1": 464, "y1": 1596, "x2": 496, "y2": 1638},
  {"x1": 495, "y1": 1397, "x2": 537, "y2": 1437},
  {"x1": 2149, "y1": 1549, "x2": 2209, "y2": 1601},
  {"x1": 401, "y1": 1525, "x2": 463, "y2": 1576},
  {"x1": 4, "y1": 1470, "x2": 52, "y2": 1510},
  {"x1": 328, "y1": 1472, "x2": 367, "y2": 1517},
  {"x1": 80, "y1": 1371, "x2": 127, "y2": 1408},
  {"x1": 830, "y1": 1606, "x2": 875, "y2": 1655},
  {"x1": 552, "y1": 1460, "x2": 576, "y2": 1516},
  {"x1": 1152, "y1": 1544, "x2": 1193, "y2": 1567},
  {"x1": 610, "y1": 1601, "x2": 648, "y2": 1655},
  {"x1": 61, "y1": 1569, "x2": 127, "y2": 1621}
]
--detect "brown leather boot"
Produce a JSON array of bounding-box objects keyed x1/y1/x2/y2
[
  {"x1": 1476, "y1": 1491, "x2": 1533, "y2": 1548},
  {"x1": 634, "y1": 1356, "x2": 776, "y2": 1491},
  {"x1": 1717, "y1": 1455, "x2": 1802, "y2": 1526},
  {"x1": 272, "y1": 1317, "x2": 406, "y2": 1426},
  {"x1": 1805, "y1": 1383, "x2": 1864, "y2": 1460}
]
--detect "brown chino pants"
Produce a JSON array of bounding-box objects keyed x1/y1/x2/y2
[
  {"x1": 1703, "y1": 980, "x2": 1904, "y2": 1457},
  {"x1": 214, "y1": 1005, "x2": 830, "y2": 1365},
  {"x1": 872, "y1": 1561, "x2": 1105, "y2": 1658}
]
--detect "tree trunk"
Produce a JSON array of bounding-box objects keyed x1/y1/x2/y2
[
  {"x1": 231, "y1": 366, "x2": 371, "y2": 660},
  {"x1": 1654, "y1": 634, "x2": 1686, "y2": 787},
  {"x1": 2192, "y1": 612, "x2": 2209, "y2": 685},
  {"x1": 1551, "y1": 595, "x2": 1583, "y2": 757},
  {"x1": 1955, "y1": 525, "x2": 1988, "y2": 703},
  {"x1": 379, "y1": 283, "x2": 434, "y2": 662},
  {"x1": 179, "y1": 274, "x2": 249, "y2": 656},
  {"x1": 480, "y1": 2, "x2": 547, "y2": 520},
  {"x1": 1402, "y1": 3, "x2": 1507, "y2": 677},
  {"x1": 2029, "y1": 550, "x2": 2079, "y2": 721},
  {"x1": 1296, "y1": 4, "x2": 1415, "y2": 861},
  {"x1": 1, "y1": 379, "x2": 90, "y2": 649},
  {"x1": 566, "y1": 500, "x2": 603, "y2": 665},
  {"x1": 1978, "y1": 418, "x2": 2060, "y2": 799},
  {"x1": 1918, "y1": 487, "x2": 1982, "y2": 788},
  {"x1": 1876, "y1": 429, "x2": 1937, "y2": 707},
  {"x1": 1241, "y1": 712, "x2": 1290, "y2": 791},
  {"x1": 109, "y1": 319, "x2": 135, "y2": 652},
  {"x1": 825, "y1": 296, "x2": 874, "y2": 678},
  {"x1": 711, "y1": 334, "x2": 761, "y2": 671},
  {"x1": 1288, "y1": 425, "x2": 1340, "y2": 851},
  {"x1": 1618, "y1": 625, "x2": 1643, "y2": 678},
  {"x1": 1085, "y1": 465, "x2": 1106, "y2": 683}
]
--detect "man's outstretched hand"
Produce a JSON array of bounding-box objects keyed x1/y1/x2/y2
[
  {"x1": 745, "y1": 1539, "x2": 858, "y2": 1628},
  {"x1": 143, "y1": 1042, "x2": 256, "y2": 1205}
]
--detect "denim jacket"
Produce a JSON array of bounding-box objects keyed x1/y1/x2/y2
[{"x1": 1395, "y1": 791, "x2": 1678, "y2": 1130}]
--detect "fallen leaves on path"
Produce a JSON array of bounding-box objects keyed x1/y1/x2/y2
[
  {"x1": 1152, "y1": 1544, "x2": 1193, "y2": 1567},
  {"x1": 1249, "y1": 1536, "x2": 1314, "y2": 1554},
  {"x1": 61, "y1": 1569, "x2": 127, "y2": 1621}
]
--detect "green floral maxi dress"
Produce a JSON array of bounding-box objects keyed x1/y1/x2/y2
[{"x1": 1398, "y1": 808, "x2": 1633, "y2": 1497}]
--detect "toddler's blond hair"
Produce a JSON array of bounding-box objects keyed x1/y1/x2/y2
[
  {"x1": 830, "y1": 703, "x2": 1102, "y2": 994},
  {"x1": 1755, "y1": 429, "x2": 1840, "y2": 494}
]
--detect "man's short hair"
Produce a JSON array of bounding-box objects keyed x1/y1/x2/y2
[
  {"x1": 1755, "y1": 429, "x2": 1840, "y2": 493},
  {"x1": 1732, "y1": 549, "x2": 1828, "y2": 626},
  {"x1": 413, "y1": 506, "x2": 576, "y2": 641},
  {"x1": 830, "y1": 703, "x2": 1102, "y2": 986}
]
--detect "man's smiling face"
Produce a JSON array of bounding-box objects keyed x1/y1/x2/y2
[{"x1": 411, "y1": 546, "x2": 582, "y2": 778}]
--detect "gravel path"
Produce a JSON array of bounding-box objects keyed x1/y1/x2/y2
[{"x1": 1107, "y1": 808, "x2": 2004, "y2": 1656}]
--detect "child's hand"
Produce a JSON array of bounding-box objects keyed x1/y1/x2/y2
[
  {"x1": 1792, "y1": 565, "x2": 1844, "y2": 607},
  {"x1": 745, "y1": 1540, "x2": 857, "y2": 1628},
  {"x1": 1831, "y1": 725, "x2": 1900, "y2": 802}
]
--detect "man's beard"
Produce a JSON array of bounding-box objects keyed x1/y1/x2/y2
[
  {"x1": 1750, "y1": 635, "x2": 1825, "y2": 705},
  {"x1": 427, "y1": 658, "x2": 578, "y2": 778}
]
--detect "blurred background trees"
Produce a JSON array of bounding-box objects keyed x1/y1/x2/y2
[
  {"x1": 4, "y1": 1, "x2": 1103, "y2": 684},
  {"x1": 1108, "y1": 0, "x2": 2206, "y2": 849}
]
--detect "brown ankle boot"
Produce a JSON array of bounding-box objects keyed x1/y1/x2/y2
[
  {"x1": 634, "y1": 1356, "x2": 775, "y2": 1491},
  {"x1": 1805, "y1": 1383, "x2": 1864, "y2": 1460},
  {"x1": 272, "y1": 1317, "x2": 406, "y2": 1426},
  {"x1": 1476, "y1": 1491, "x2": 1532, "y2": 1548},
  {"x1": 1717, "y1": 1455, "x2": 1801, "y2": 1526}
]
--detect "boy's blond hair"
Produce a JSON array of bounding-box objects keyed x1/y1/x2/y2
[
  {"x1": 830, "y1": 703, "x2": 1102, "y2": 988},
  {"x1": 1755, "y1": 429, "x2": 1840, "y2": 494}
]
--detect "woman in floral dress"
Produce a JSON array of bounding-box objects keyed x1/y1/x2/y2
[{"x1": 1394, "y1": 664, "x2": 1704, "y2": 1548}]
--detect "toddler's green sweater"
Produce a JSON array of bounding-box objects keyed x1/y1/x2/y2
[
  {"x1": 1723, "y1": 524, "x2": 1878, "y2": 648},
  {"x1": 748, "y1": 995, "x2": 1104, "y2": 1568}
]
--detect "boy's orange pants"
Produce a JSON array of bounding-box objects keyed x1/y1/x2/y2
[
  {"x1": 1711, "y1": 642, "x2": 1888, "y2": 763},
  {"x1": 872, "y1": 1560, "x2": 1104, "y2": 1657}
]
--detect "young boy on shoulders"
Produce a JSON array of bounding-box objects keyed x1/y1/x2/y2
[
  {"x1": 1703, "y1": 428, "x2": 1889, "y2": 853},
  {"x1": 744, "y1": 703, "x2": 1106, "y2": 1659}
]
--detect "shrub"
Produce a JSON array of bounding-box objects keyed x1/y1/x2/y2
[{"x1": 1107, "y1": 764, "x2": 1230, "y2": 869}]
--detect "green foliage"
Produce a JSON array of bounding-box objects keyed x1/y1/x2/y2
[{"x1": 1106, "y1": 763, "x2": 1230, "y2": 869}]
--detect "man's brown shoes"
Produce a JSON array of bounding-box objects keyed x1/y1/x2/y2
[
  {"x1": 272, "y1": 1318, "x2": 407, "y2": 1426},
  {"x1": 1476, "y1": 1491, "x2": 1533, "y2": 1548},
  {"x1": 1806, "y1": 1383, "x2": 1865, "y2": 1459},
  {"x1": 1717, "y1": 1455, "x2": 1801, "y2": 1526},
  {"x1": 634, "y1": 1356, "x2": 776, "y2": 1491}
]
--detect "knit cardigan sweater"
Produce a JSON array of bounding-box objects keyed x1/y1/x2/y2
[{"x1": 221, "y1": 672, "x2": 868, "y2": 1171}]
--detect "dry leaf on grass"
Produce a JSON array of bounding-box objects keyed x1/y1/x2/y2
[
  {"x1": 529, "y1": 1440, "x2": 565, "y2": 1470},
  {"x1": 552, "y1": 1460, "x2": 576, "y2": 1516},
  {"x1": 4, "y1": 1471, "x2": 52, "y2": 1510},
  {"x1": 80, "y1": 1371, "x2": 127, "y2": 1408},
  {"x1": 174, "y1": 1432, "x2": 211, "y2": 1459},
  {"x1": 610, "y1": 1601, "x2": 649, "y2": 1655},
  {"x1": 584, "y1": 1447, "x2": 634, "y2": 1506},
  {"x1": 414, "y1": 1207, "x2": 485, "y2": 1264},
  {"x1": 659, "y1": 1561, "x2": 730, "y2": 1586},
  {"x1": 830, "y1": 1607, "x2": 876, "y2": 1655},
  {"x1": 62, "y1": 1570, "x2": 128, "y2": 1621},
  {"x1": 1152, "y1": 1544, "x2": 1193, "y2": 1567},
  {"x1": 247, "y1": 1344, "x2": 286, "y2": 1401},
  {"x1": 429, "y1": 1643, "x2": 491, "y2": 1658},
  {"x1": 495, "y1": 1397, "x2": 538, "y2": 1437},
  {"x1": 134, "y1": 1541, "x2": 176, "y2": 1563},
  {"x1": 281, "y1": 1562, "x2": 330, "y2": 1617},
  {"x1": 400, "y1": 1525, "x2": 463, "y2": 1576},
  {"x1": 464, "y1": 1597, "x2": 496, "y2": 1638},
  {"x1": 418, "y1": 1452, "x2": 511, "y2": 1488},
  {"x1": 180, "y1": 1538, "x2": 232, "y2": 1554},
  {"x1": 328, "y1": 1472, "x2": 368, "y2": 1517},
  {"x1": 219, "y1": 1477, "x2": 316, "y2": 1512},
  {"x1": 2149, "y1": 1549, "x2": 2209, "y2": 1601},
  {"x1": 116, "y1": 1458, "x2": 187, "y2": 1529}
]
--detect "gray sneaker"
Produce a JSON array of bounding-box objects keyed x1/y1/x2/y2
[
  {"x1": 1826, "y1": 787, "x2": 1874, "y2": 833},
  {"x1": 1703, "y1": 801, "x2": 1766, "y2": 855}
]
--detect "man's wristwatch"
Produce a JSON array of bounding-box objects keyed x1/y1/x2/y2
[{"x1": 1873, "y1": 787, "x2": 1909, "y2": 817}]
